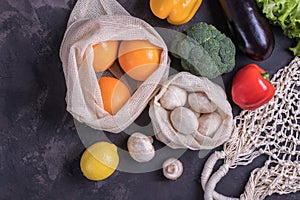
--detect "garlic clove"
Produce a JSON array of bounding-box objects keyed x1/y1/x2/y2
[
  {"x1": 170, "y1": 107, "x2": 199, "y2": 135},
  {"x1": 188, "y1": 92, "x2": 217, "y2": 113},
  {"x1": 160, "y1": 85, "x2": 187, "y2": 110},
  {"x1": 127, "y1": 132, "x2": 155, "y2": 163},
  {"x1": 198, "y1": 112, "x2": 222, "y2": 138},
  {"x1": 162, "y1": 158, "x2": 183, "y2": 180}
]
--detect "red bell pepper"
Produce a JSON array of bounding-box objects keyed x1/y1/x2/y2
[{"x1": 231, "y1": 64, "x2": 275, "y2": 110}]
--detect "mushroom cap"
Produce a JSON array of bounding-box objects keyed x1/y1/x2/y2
[
  {"x1": 162, "y1": 158, "x2": 183, "y2": 180},
  {"x1": 198, "y1": 112, "x2": 222, "y2": 138},
  {"x1": 160, "y1": 85, "x2": 187, "y2": 110},
  {"x1": 170, "y1": 107, "x2": 199, "y2": 135},
  {"x1": 188, "y1": 92, "x2": 217, "y2": 113},
  {"x1": 127, "y1": 132, "x2": 155, "y2": 163}
]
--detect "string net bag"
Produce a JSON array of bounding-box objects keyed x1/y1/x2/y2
[
  {"x1": 201, "y1": 57, "x2": 300, "y2": 200},
  {"x1": 149, "y1": 72, "x2": 233, "y2": 150},
  {"x1": 60, "y1": 0, "x2": 169, "y2": 133}
]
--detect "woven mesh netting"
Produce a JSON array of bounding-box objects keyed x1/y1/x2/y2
[{"x1": 202, "y1": 57, "x2": 300, "y2": 200}]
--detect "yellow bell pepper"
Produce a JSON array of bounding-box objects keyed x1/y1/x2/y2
[{"x1": 150, "y1": 0, "x2": 202, "y2": 25}]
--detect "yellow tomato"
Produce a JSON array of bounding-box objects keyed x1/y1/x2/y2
[
  {"x1": 98, "y1": 77, "x2": 131, "y2": 115},
  {"x1": 93, "y1": 41, "x2": 119, "y2": 72},
  {"x1": 118, "y1": 40, "x2": 162, "y2": 81}
]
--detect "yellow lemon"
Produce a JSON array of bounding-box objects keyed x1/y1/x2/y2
[{"x1": 80, "y1": 142, "x2": 119, "y2": 181}]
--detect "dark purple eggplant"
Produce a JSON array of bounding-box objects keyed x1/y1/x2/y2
[{"x1": 219, "y1": 0, "x2": 274, "y2": 61}]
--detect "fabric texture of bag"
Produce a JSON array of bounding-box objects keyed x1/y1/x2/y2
[
  {"x1": 60, "y1": 0, "x2": 169, "y2": 133},
  {"x1": 149, "y1": 72, "x2": 233, "y2": 150}
]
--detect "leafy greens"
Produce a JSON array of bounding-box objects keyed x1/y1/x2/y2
[{"x1": 256, "y1": 0, "x2": 300, "y2": 56}]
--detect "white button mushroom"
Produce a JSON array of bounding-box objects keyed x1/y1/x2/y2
[
  {"x1": 193, "y1": 111, "x2": 201, "y2": 118},
  {"x1": 160, "y1": 85, "x2": 187, "y2": 110},
  {"x1": 127, "y1": 132, "x2": 155, "y2": 163},
  {"x1": 188, "y1": 92, "x2": 217, "y2": 113},
  {"x1": 198, "y1": 112, "x2": 223, "y2": 138},
  {"x1": 163, "y1": 158, "x2": 183, "y2": 180},
  {"x1": 170, "y1": 107, "x2": 199, "y2": 135}
]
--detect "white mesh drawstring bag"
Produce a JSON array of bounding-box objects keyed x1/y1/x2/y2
[
  {"x1": 201, "y1": 57, "x2": 300, "y2": 200},
  {"x1": 149, "y1": 72, "x2": 233, "y2": 150},
  {"x1": 60, "y1": 0, "x2": 169, "y2": 133}
]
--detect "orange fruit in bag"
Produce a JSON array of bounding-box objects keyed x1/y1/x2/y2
[
  {"x1": 93, "y1": 41, "x2": 119, "y2": 72},
  {"x1": 118, "y1": 40, "x2": 162, "y2": 81},
  {"x1": 98, "y1": 77, "x2": 131, "y2": 115}
]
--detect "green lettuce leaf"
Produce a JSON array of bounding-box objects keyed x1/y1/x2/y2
[
  {"x1": 290, "y1": 40, "x2": 300, "y2": 55},
  {"x1": 257, "y1": 0, "x2": 300, "y2": 56}
]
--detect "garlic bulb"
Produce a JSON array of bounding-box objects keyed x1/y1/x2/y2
[
  {"x1": 127, "y1": 132, "x2": 155, "y2": 163},
  {"x1": 198, "y1": 112, "x2": 222, "y2": 137},
  {"x1": 160, "y1": 85, "x2": 187, "y2": 110},
  {"x1": 170, "y1": 107, "x2": 199, "y2": 135},
  {"x1": 188, "y1": 92, "x2": 217, "y2": 113},
  {"x1": 163, "y1": 158, "x2": 183, "y2": 180}
]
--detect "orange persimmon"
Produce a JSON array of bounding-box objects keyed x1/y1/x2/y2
[
  {"x1": 93, "y1": 41, "x2": 119, "y2": 72},
  {"x1": 118, "y1": 40, "x2": 162, "y2": 81},
  {"x1": 98, "y1": 77, "x2": 131, "y2": 115}
]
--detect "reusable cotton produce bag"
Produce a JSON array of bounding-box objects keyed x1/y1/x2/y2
[
  {"x1": 201, "y1": 58, "x2": 300, "y2": 200},
  {"x1": 60, "y1": 0, "x2": 169, "y2": 133},
  {"x1": 149, "y1": 72, "x2": 233, "y2": 150}
]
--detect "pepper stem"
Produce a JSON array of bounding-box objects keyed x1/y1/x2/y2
[{"x1": 261, "y1": 73, "x2": 270, "y2": 81}]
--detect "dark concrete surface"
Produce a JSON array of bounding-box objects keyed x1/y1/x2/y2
[{"x1": 0, "y1": 0, "x2": 298, "y2": 199}]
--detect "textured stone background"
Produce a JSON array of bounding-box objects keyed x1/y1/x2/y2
[{"x1": 0, "y1": 0, "x2": 298, "y2": 199}]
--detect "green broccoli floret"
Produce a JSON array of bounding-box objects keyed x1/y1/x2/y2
[{"x1": 171, "y1": 22, "x2": 236, "y2": 79}]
